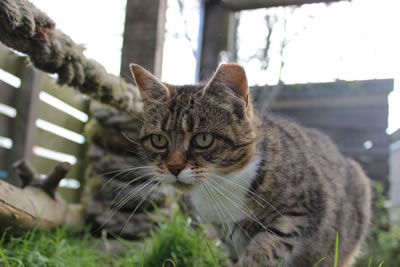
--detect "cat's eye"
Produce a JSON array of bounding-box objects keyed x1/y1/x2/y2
[
  {"x1": 150, "y1": 134, "x2": 168, "y2": 149},
  {"x1": 192, "y1": 133, "x2": 214, "y2": 148}
]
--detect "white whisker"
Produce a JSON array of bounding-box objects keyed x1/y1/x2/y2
[
  {"x1": 121, "y1": 131, "x2": 140, "y2": 145},
  {"x1": 100, "y1": 166, "x2": 155, "y2": 191},
  {"x1": 121, "y1": 179, "x2": 161, "y2": 234},
  {"x1": 207, "y1": 178, "x2": 267, "y2": 231},
  {"x1": 109, "y1": 172, "x2": 156, "y2": 204},
  {"x1": 205, "y1": 180, "x2": 271, "y2": 256},
  {"x1": 210, "y1": 173, "x2": 300, "y2": 240},
  {"x1": 100, "y1": 178, "x2": 157, "y2": 229},
  {"x1": 211, "y1": 173, "x2": 265, "y2": 208},
  {"x1": 203, "y1": 181, "x2": 241, "y2": 259}
]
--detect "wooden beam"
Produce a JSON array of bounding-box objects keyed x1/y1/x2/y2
[
  {"x1": 120, "y1": 0, "x2": 167, "y2": 78},
  {"x1": 0, "y1": 80, "x2": 17, "y2": 107},
  {"x1": 7, "y1": 67, "x2": 42, "y2": 186},
  {"x1": 269, "y1": 94, "x2": 388, "y2": 109},
  {"x1": 221, "y1": 0, "x2": 345, "y2": 10},
  {"x1": 391, "y1": 129, "x2": 400, "y2": 143},
  {"x1": 0, "y1": 175, "x2": 83, "y2": 234},
  {"x1": 198, "y1": 0, "x2": 230, "y2": 81}
]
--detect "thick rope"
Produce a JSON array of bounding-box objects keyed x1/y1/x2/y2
[{"x1": 0, "y1": 0, "x2": 142, "y2": 113}]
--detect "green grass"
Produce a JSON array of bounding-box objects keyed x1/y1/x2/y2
[
  {"x1": 0, "y1": 225, "x2": 121, "y2": 267},
  {"x1": 355, "y1": 183, "x2": 400, "y2": 267},
  {"x1": 127, "y1": 212, "x2": 225, "y2": 267},
  {"x1": 0, "y1": 193, "x2": 395, "y2": 267},
  {"x1": 0, "y1": 211, "x2": 225, "y2": 267}
]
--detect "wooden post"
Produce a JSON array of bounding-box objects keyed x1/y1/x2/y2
[
  {"x1": 120, "y1": 0, "x2": 167, "y2": 78},
  {"x1": 198, "y1": 0, "x2": 230, "y2": 81},
  {"x1": 221, "y1": 0, "x2": 342, "y2": 10},
  {"x1": 7, "y1": 67, "x2": 42, "y2": 186}
]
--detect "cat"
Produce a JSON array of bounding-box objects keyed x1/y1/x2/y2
[{"x1": 129, "y1": 63, "x2": 371, "y2": 267}]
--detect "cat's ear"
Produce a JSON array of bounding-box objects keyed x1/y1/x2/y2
[
  {"x1": 130, "y1": 63, "x2": 171, "y2": 104},
  {"x1": 205, "y1": 64, "x2": 249, "y2": 106}
]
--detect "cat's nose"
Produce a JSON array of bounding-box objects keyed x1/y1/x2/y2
[{"x1": 167, "y1": 164, "x2": 185, "y2": 176}]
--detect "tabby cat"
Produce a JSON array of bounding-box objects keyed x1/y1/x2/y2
[{"x1": 129, "y1": 63, "x2": 371, "y2": 267}]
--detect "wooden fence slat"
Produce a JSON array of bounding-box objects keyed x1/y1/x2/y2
[
  {"x1": 42, "y1": 77, "x2": 88, "y2": 111},
  {"x1": 35, "y1": 129, "x2": 84, "y2": 156},
  {"x1": 7, "y1": 67, "x2": 42, "y2": 185},
  {"x1": 38, "y1": 103, "x2": 85, "y2": 135},
  {"x1": 58, "y1": 187, "x2": 81, "y2": 203},
  {"x1": 0, "y1": 80, "x2": 17, "y2": 107},
  {"x1": 269, "y1": 94, "x2": 388, "y2": 109},
  {"x1": 0, "y1": 45, "x2": 24, "y2": 77},
  {"x1": 0, "y1": 115, "x2": 13, "y2": 138},
  {"x1": 0, "y1": 148, "x2": 8, "y2": 171},
  {"x1": 252, "y1": 79, "x2": 394, "y2": 99},
  {"x1": 274, "y1": 106, "x2": 388, "y2": 130},
  {"x1": 315, "y1": 127, "x2": 390, "y2": 148}
]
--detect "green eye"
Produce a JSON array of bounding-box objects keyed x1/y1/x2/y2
[
  {"x1": 151, "y1": 134, "x2": 168, "y2": 149},
  {"x1": 193, "y1": 133, "x2": 214, "y2": 148}
]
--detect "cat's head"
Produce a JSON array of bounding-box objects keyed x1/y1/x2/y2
[{"x1": 130, "y1": 63, "x2": 257, "y2": 191}]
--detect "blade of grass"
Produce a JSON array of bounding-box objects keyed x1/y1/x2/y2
[
  {"x1": 0, "y1": 248, "x2": 10, "y2": 267},
  {"x1": 334, "y1": 232, "x2": 339, "y2": 267},
  {"x1": 312, "y1": 257, "x2": 325, "y2": 267},
  {"x1": 205, "y1": 241, "x2": 218, "y2": 266},
  {"x1": 367, "y1": 257, "x2": 372, "y2": 267},
  {"x1": 378, "y1": 260, "x2": 384, "y2": 267}
]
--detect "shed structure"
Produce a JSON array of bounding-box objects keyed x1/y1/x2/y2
[
  {"x1": 390, "y1": 129, "x2": 400, "y2": 209},
  {"x1": 252, "y1": 79, "x2": 393, "y2": 189}
]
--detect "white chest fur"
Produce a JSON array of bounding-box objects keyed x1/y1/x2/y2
[{"x1": 191, "y1": 155, "x2": 261, "y2": 225}]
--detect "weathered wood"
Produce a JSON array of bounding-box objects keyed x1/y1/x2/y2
[
  {"x1": 315, "y1": 127, "x2": 389, "y2": 148},
  {"x1": 0, "y1": 115, "x2": 13, "y2": 138},
  {"x1": 0, "y1": 179, "x2": 83, "y2": 234},
  {"x1": 198, "y1": 0, "x2": 230, "y2": 81},
  {"x1": 253, "y1": 79, "x2": 393, "y2": 191},
  {"x1": 253, "y1": 79, "x2": 393, "y2": 99},
  {"x1": 120, "y1": 0, "x2": 167, "y2": 78},
  {"x1": 0, "y1": 44, "x2": 24, "y2": 77},
  {"x1": 35, "y1": 129, "x2": 84, "y2": 156},
  {"x1": 58, "y1": 187, "x2": 81, "y2": 204},
  {"x1": 42, "y1": 77, "x2": 89, "y2": 110},
  {"x1": 7, "y1": 67, "x2": 42, "y2": 186},
  {"x1": 222, "y1": 0, "x2": 343, "y2": 10},
  {"x1": 391, "y1": 129, "x2": 400, "y2": 143},
  {"x1": 273, "y1": 107, "x2": 388, "y2": 129},
  {"x1": 0, "y1": 148, "x2": 8, "y2": 172},
  {"x1": 0, "y1": 80, "x2": 17, "y2": 107},
  {"x1": 269, "y1": 94, "x2": 388, "y2": 109},
  {"x1": 390, "y1": 129, "x2": 400, "y2": 209},
  {"x1": 38, "y1": 103, "x2": 85, "y2": 133}
]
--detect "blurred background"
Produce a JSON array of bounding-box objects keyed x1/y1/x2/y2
[
  {"x1": 0, "y1": 0, "x2": 399, "y2": 264},
  {"x1": 2, "y1": 0, "x2": 395, "y2": 206}
]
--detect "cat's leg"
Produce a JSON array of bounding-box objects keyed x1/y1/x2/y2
[
  {"x1": 233, "y1": 213, "x2": 309, "y2": 267},
  {"x1": 234, "y1": 229, "x2": 298, "y2": 267}
]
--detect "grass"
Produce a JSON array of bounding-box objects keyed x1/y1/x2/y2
[
  {"x1": 128, "y1": 212, "x2": 225, "y2": 267},
  {"x1": 354, "y1": 183, "x2": 400, "y2": 267},
  {"x1": 0, "y1": 194, "x2": 394, "y2": 267},
  {"x1": 0, "y1": 211, "x2": 225, "y2": 267},
  {"x1": 0, "y1": 225, "x2": 119, "y2": 267}
]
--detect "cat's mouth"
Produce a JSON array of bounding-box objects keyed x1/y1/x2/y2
[{"x1": 172, "y1": 180, "x2": 194, "y2": 192}]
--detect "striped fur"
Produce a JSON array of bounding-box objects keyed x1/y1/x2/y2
[{"x1": 131, "y1": 63, "x2": 371, "y2": 266}]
